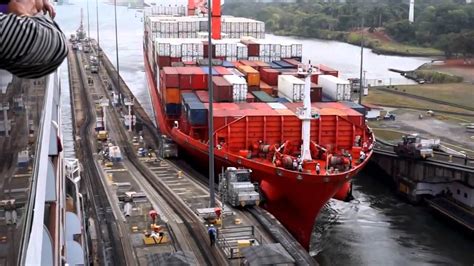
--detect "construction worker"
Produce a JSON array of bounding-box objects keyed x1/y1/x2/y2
[
  {"x1": 359, "y1": 151, "x2": 366, "y2": 163},
  {"x1": 316, "y1": 163, "x2": 321, "y2": 175},
  {"x1": 208, "y1": 225, "x2": 217, "y2": 246},
  {"x1": 292, "y1": 159, "x2": 298, "y2": 170},
  {"x1": 297, "y1": 162, "x2": 303, "y2": 172}
]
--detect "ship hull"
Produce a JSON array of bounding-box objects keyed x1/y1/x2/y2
[{"x1": 144, "y1": 55, "x2": 371, "y2": 249}]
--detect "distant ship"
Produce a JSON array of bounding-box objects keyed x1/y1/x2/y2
[{"x1": 142, "y1": 0, "x2": 375, "y2": 249}]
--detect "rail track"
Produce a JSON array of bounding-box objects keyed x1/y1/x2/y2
[{"x1": 70, "y1": 49, "x2": 128, "y2": 265}]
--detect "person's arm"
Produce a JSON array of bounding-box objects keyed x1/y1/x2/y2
[{"x1": 0, "y1": 13, "x2": 67, "y2": 79}]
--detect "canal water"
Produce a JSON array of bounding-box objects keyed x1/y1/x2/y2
[{"x1": 55, "y1": 1, "x2": 473, "y2": 264}]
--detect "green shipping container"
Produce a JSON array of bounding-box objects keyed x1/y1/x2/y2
[{"x1": 251, "y1": 91, "x2": 277, "y2": 103}]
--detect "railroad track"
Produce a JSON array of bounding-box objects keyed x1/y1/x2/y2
[
  {"x1": 84, "y1": 49, "x2": 228, "y2": 265},
  {"x1": 70, "y1": 49, "x2": 128, "y2": 265}
]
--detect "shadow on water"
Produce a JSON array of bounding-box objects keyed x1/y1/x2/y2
[{"x1": 311, "y1": 166, "x2": 474, "y2": 266}]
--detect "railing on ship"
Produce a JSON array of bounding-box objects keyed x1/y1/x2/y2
[{"x1": 17, "y1": 70, "x2": 87, "y2": 265}]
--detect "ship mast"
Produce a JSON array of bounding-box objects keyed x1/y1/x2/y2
[{"x1": 297, "y1": 63, "x2": 316, "y2": 161}]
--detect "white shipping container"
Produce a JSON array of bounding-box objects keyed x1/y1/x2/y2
[
  {"x1": 318, "y1": 75, "x2": 352, "y2": 101},
  {"x1": 291, "y1": 44, "x2": 303, "y2": 57},
  {"x1": 224, "y1": 75, "x2": 248, "y2": 101},
  {"x1": 278, "y1": 75, "x2": 305, "y2": 102}
]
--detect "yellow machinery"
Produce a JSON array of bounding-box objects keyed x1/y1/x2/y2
[
  {"x1": 143, "y1": 224, "x2": 170, "y2": 245},
  {"x1": 97, "y1": 130, "x2": 108, "y2": 141}
]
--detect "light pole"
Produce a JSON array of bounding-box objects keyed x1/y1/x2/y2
[
  {"x1": 86, "y1": 0, "x2": 91, "y2": 38},
  {"x1": 113, "y1": 0, "x2": 122, "y2": 104},
  {"x1": 96, "y1": 0, "x2": 100, "y2": 70},
  {"x1": 358, "y1": 17, "x2": 365, "y2": 105},
  {"x1": 207, "y1": 0, "x2": 215, "y2": 208}
]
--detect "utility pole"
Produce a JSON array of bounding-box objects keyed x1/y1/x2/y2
[
  {"x1": 96, "y1": 0, "x2": 100, "y2": 70},
  {"x1": 207, "y1": 0, "x2": 215, "y2": 208},
  {"x1": 86, "y1": 0, "x2": 91, "y2": 38},
  {"x1": 359, "y1": 17, "x2": 364, "y2": 105},
  {"x1": 114, "y1": 0, "x2": 122, "y2": 105}
]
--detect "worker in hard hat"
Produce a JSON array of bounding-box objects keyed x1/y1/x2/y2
[{"x1": 208, "y1": 224, "x2": 217, "y2": 246}]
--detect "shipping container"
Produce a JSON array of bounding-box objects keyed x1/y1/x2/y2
[
  {"x1": 195, "y1": 90, "x2": 209, "y2": 103},
  {"x1": 272, "y1": 60, "x2": 294, "y2": 69},
  {"x1": 318, "y1": 64, "x2": 339, "y2": 77},
  {"x1": 239, "y1": 60, "x2": 259, "y2": 68},
  {"x1": 318, "y1": 75, "x2": 351, "y2": 101},
  {"x1": 282, "y1": 58, "x2": 301, "y2": 67},
  {"x1": 212, "y1": 76, "x2": 233, "y2": 102},
  {"x1": 237, "y1": 65, "x2": 260, "y2": 86},
  {"x1": 200, "y1": 66, "x2": 219, "y2": 76},
  {"x1": 229, "y1": 68, "x2": 245, "y2": 77},
  {"x1": 161, "y1": 67, "x2": 179, "y2": 88},
  {"x1": 157, "y1": 56, "x2": 171, "y2": 68},
  {"x1": 214, "y1": 66, "x2": 232, "y2": 75},
  {"x1": 164, "y1": 88, "x2": 180, "y2": 104},
  {"x1": 165, "y1": 103, "x2": 181, "y2": 116},
  {"x1": 187, "y1": 102, "x2": 208, "y2": 126},
  {"x1": 246, "y1": 93, "x2": 255, "y2": 103},
  {"x1": 251, "y1": 91, "x2": 277, "y2": 103},
  {"x1": 222, "y1": 61, "x2": 235, "y2": 68},
  {"x1": 223, "y1": 75, "x2": 248, "y2": 102},
  {"x1": 310, "y1": 83, "x2": 322, "y2": 102},
  {"x1": 277, "y1": 75, "x2": 305, "y2": 102},
  {"x1": 259, "y1": 68, "x2": 279, "y2": 86},
  {"x1": 259, "y1": 80, "x2": 273, "y2": 95},
  {"x1": 275, "y1": 97, "x2": 290, "y2": 103},
  {"x1": 176, "y1": 67, "x2": 193, "y2": 89}
]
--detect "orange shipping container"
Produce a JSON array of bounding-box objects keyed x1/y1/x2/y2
[
  {"x1": 259, "y1": 81, "x2": 273, "y2": 95},
  {"x1": 164, "y1": 88, "x2": 180, "y2": 104},
  {"x1": 237, "y1": 65, "x2": 260, "y2": 87}
]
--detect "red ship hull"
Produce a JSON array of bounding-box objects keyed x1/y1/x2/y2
[{"x1": 144, "y1": 56, "x2": 372, "y2": 249}]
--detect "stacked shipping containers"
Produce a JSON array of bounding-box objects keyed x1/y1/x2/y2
[
  {"x1": 318, "y1": 75, "x2": 351, "y2": 101},
  {"x1": 277, "y1": 75, "x2": 305, "y2": 102},
  {"x1": 224, "y1": 75, "x2": 248, "y2": 102}
]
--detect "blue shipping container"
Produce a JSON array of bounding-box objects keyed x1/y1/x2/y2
[
  {"x1": 222, "y1": 61, "x2": 235, "y2": 68},
  {"x1": 269, "y1": 62, "x2": 282, "y2": 69},
  {"x1": 275, "y1": 97, "x2": 290, "y2": 103},
  {"x1": 165, "y1": 103, "x2": 181, "y2": 116},
  {"x1": 200, "y1": 67, "x2": 219, "y2": 76},
  {"x1": 272, "y1": 60, "x2": 294, "y2": 69},
  {"x1": 187, "y1": 102, "x2": 208, "y2": 126}
]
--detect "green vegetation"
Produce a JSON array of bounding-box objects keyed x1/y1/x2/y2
[
  {"x1": 224, "y1": 0, "x2": 474, "y2": 57},
  {"x1": 347, "y1": 32, "x2": 443, "y2": 56},
  {"x1": 413, "y1": 70, "x2": 463, "y2": 83}
]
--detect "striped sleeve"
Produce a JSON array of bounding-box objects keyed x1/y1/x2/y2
[{"x1": 0, "y1": 13, "x2": 68, "y2": 79}]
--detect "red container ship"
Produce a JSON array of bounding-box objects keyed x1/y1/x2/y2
[{"x1": 143, "y1": 0, "x2": 375, "y2": 249}]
